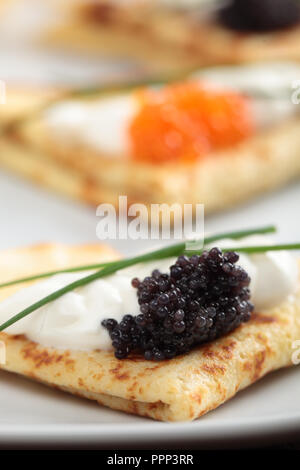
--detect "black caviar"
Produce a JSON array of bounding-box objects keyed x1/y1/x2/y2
[
  {"x1": 102, "y1": 248, "x2": 253, "y2": 361},
  {"x1": 219, "y1": 0, "x2": 300, "y2": 32}
]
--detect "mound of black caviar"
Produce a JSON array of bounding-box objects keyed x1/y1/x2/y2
[
  {"x1": 102, "y1": 248, "x2": 253, "y2": 361},
  {"x1": 219, "y1": 0, "x2": 300, "y2": 32}
]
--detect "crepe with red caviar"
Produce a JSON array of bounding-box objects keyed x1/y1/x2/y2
[
  {"x1": 1, "y1": 78, "x2": 300, "y2": 213},
  {"x1": 42, "y1": 0, "x2": 300, "y2": 74},
  {"x1": 0, "y1": 243, "x2": 299, "y2": 422}
]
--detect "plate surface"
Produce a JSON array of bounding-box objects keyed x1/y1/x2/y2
[
  {"x1": 0, "y1": 171, "x2": 300, "y2": 446},
  {"x1": 0, "y1": 366, "x2": 300, "y2": 446}
]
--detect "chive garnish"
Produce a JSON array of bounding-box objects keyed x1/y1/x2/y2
[
  {"x1": 186, "y1": 243, "x2": 300, "y2": 256},
  {"x1": 223, "y1": 243, "x2": 300, "y2": 254},
  {"x1": 0, "y1": 225, "x2": 275, "y2": 289},
  {"x1": 0, "y1": 260, "x2": 117, "y2": 289},
  {"x1": 4, "y1": 224, "x2": 299, "y2": 333}
]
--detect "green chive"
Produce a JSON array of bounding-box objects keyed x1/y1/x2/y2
[
  {"x1": 185, "y1": 243, "x2": 300, "y2": 256},
  {"x1": 225, "y1": 243, "x2": 300, "y2": 254},
  {"x1": 0, "y1": 225, "x2": 276, "y2": 289},
  {"x1": 0, "y1": 260, "x2": 118, "y2": 289}
]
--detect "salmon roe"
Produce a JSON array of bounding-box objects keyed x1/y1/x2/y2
[{"x1": 129, "y1": 81, "x2": 254, "y2": 163}]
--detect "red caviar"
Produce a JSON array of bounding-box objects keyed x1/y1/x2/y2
[{"x1": 129, "y1": 82, "x2": 254, "y2": 163}]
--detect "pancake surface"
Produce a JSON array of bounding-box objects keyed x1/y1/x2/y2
[
  {"x1": 1, "y1": 89, "x2": 300, "y2": 213},
  {"x1": 43, "y1": 0, "x2": 300, "y2": 73}
]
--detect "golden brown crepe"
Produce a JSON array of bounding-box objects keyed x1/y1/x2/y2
[
  {"x1": 0, "y1": 243, "x2": 299, "y2": 422},
  {"x1": 0, "y1": 85, "x2": 63, "y2": 129},
  {"x1": 1, "y1": 89, "x2": 300, "y2": 212},
  {"x1": 43, "y1": 0, "x2": 300, "y2": 73}
]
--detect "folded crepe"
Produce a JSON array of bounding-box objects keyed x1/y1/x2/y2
[
  {"x1": 0, "y1": 243, "x2": 299, "y2": 422},
  {"x1": 43, "y1": 0, "x2": 300, "y2": 73},
  {"x1": 1, "y1": 77, "x2": 300, "y2": 213}
]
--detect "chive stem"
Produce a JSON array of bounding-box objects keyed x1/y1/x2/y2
[
  {"x1": 225, "y1": 243, "x2": 300, "y2": 254},
  {"x1": 0, "y1": 225, "x2": 276, "y2": 289},
  {"x1": 0, "y1": 261, "x2": 117, "y2": 289},
  {"x1": 185, "y1": 243, "x2": 300, "y2": 256}
]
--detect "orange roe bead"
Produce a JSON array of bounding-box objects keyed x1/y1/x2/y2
[{"x1": 129, "y1": 81, "x2": 254, "y2": 164}]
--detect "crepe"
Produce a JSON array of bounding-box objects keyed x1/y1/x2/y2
[
  {"x1": 43, "y1": 0, "x2": 300, "y2": 73},
  {"x1": 1, "y1": 92, "x2": 300, "y2": 212},
  {"x1": 0, "y1": 85, "x2": 63, "y2": 129},
  {"x1": 0, "y1": 243, "x2": 299, "y2": 422}
]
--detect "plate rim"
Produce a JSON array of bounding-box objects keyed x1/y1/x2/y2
[{"x1": 1, "y1": 412, "x2": 300, "y2": 445}]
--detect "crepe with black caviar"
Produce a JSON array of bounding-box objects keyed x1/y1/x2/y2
[
  {"x1": 0, "y1": 243, "x2": 299, "y2": 422},
  {"x1": 43, "y1": 0, "x2": 300, "y2": 74}
]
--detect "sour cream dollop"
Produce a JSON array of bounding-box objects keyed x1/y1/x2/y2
[
  {"x1": 45, "y1": 94, "x2": 139, "y2": 157},
  {"x1": 0, "y1": 236, "x2": 297, "y2": 351}
]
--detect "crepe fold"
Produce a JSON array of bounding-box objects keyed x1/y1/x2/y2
[{"x1": 0, "y1": 244, "x2": 299, "y2": 422}]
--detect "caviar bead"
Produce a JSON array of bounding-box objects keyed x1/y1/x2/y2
[
  {"x1": 174, "y1": 309, "x2": 185, "y2": 321},
  {"x1": 158, "y1": 293, "x2": 170, "y2": 306},
  {"x1": 131, "y1": 277, "x2": 140, "y2": 288},
  {"x1": 101, "y1": 318, "x2": 117, "y2": 331},
  {"x1": 173, "y1": 321, "x2": 186, "y2": 333},
  {"x1": 144, "y1": 350, "x2": 153, "y2": 360},
  {"x1": 195, "y1": 315, "x2": 207, "y2": 328},
  {"x1": 157, "y1": 306, "x2": 169, "y2": 318}
]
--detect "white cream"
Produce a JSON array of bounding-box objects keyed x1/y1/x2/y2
[
  {"x1": 45, "y1": 94, "x2": 139, "y2": 157},
  {"x1": 192, "y1": 63, "x2": 300, "y2": 98},
  {"x1": 0, "y1": 236, "x2": 298, "y2": 351},
  {"x1": 193, "y1": 63, "x2": 300, "y2": 128}
]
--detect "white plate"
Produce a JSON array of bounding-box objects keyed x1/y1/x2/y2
[
  {"x1": 0, "y1": 367, "x2": 300, "y2": 446},
  {"x1": 0, "y1": 171, "x2": 300, "y2": 446},
  {"x1": 1, "y1": 0, "x2": 300, "y2": 448}
]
